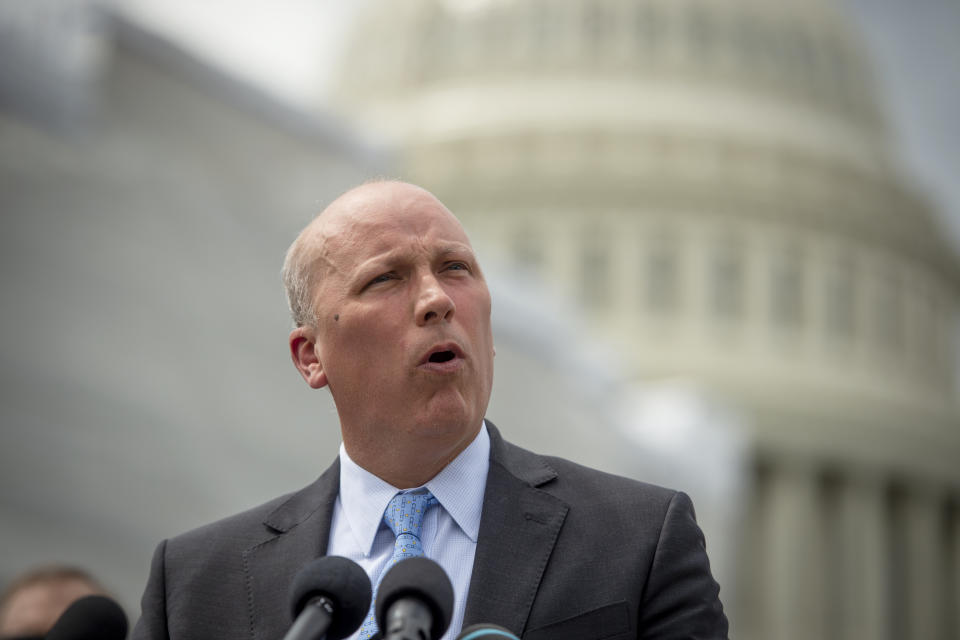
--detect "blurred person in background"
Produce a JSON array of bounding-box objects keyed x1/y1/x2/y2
[{"x1": 0, "y1": 566, "x2": 105, "y2": 639}]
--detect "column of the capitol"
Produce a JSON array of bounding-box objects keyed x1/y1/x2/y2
[
  {"x1": 904, "y1": 483, "x2": 943, "y2": 640},
  {"x1": 762, "y1": 460, "x2": 825, "y2": 640},
  {"x1": 838, "y1": 470, "x2": 890, "y2": 640}
]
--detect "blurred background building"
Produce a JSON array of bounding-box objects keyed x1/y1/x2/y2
[{"x1": 1, "y1": 0, "x2": 959, "y2": 639}]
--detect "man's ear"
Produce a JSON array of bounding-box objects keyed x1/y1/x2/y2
[{"x1": 289, "y1": 326, "x2": 328, "y2": 389}]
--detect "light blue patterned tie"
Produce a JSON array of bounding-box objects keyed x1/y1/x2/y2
[{"x1": 358, "y1": 491, "x2": 438, "y2": 640}]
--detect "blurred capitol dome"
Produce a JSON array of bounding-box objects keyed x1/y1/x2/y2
[{"x1": 335, "y1": 1, "x2": 960, "y2": 639}]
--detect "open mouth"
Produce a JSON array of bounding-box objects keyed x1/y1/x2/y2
[
  {"x1": 428, "y1": 350, "x2": 456, "y2": 363},
  {"x1": 421, "y1": 343, "x2": 464, "y2": 367}
]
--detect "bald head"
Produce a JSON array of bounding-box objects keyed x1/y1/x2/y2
[{"x1": 282, "y1": 181, "x2": 469, "y2": 328}]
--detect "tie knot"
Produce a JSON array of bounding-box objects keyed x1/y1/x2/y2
[{"x1": 384, "y1": 491, "x2": 437, "y2": 539}]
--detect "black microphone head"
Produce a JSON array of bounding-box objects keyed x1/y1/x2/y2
[
  {"x1": 45, "y1": 594, "x2": 128, "y2": 640},
  {"x1": 375, "y1": 557, "x2": 454, "y2": 640},
  {"x1": 456, "y1": 623, "x2": 521, "y2": 639},
  {"x1": 289, "y1": 556, "x2": 372, "y2": 640}
]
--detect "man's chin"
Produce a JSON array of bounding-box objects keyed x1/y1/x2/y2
[{"x1": 416, "y1": 403, "x2": 481, "y2": 440}]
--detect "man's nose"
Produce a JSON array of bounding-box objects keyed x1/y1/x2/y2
[{"x1": 415, "y1": 274, "x2": 455, "y2": 325}]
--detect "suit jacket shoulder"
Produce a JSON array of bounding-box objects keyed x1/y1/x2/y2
[
  {"x1": 502, "y1": 432, "x2": 678, "y2": 510},
  {"x1": 133, "y1": 458, "x2": 341, "y2": 640},
  {"x1": 473, "y1": 424, "x2": 728, "y2": 640}
]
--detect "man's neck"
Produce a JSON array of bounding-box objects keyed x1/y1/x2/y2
[{"x1": 343, "y1": 423, "x2": 484, "y2": 489}]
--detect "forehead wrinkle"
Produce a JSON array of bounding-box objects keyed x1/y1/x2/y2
[{"x1": 299, "y1": 223, "x2": 338, "y2": 279}]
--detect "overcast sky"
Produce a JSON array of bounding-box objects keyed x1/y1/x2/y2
[
  {"x1": 115, "y1": 0, "x2": 358, "y2": 106},
  {"x1": 114, "y1": 0, "x2": 960, "y2": 248},
  {"x1": 840, "y1": 0, "x2": 960, "y2": 248}
]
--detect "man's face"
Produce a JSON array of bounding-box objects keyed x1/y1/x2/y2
[{"x1": 293, "y1": 183, "x2": 494, "y2": 468}]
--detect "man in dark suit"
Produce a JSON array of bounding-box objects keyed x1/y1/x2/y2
[{"x1": 132, "y1": 181, "x2": 727, "y2": 639}]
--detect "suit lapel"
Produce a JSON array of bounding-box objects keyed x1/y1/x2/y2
[
  {"x1": 463, "y1": 425, "x2": 568, "y2": 636},
  {"x1": 243, "y1": 458, "x2": 340, "y2": 640}
]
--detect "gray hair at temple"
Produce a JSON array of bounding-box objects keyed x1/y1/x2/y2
[{"x1": 281, "y1": 232, "x2": 317, "y2": 328}]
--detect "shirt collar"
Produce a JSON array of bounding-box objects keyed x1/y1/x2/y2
[
  {"x1": 338, "y1": 422, "x2": 490, "y2": 555},
  {"x1": 423, "y1": 422, "x2": 489, "y2": 543}
]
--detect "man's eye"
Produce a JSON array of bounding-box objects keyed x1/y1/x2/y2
[
  {"x1": 367, "y1": 273, "x2": 396, "y2": 287},
  {"x1": 445, "y1": 262, "x2": 469, "y2": 272}
]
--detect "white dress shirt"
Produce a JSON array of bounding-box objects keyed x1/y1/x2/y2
[{"x1": 327, "y1": 423, "x2": 491, "y2": 640}]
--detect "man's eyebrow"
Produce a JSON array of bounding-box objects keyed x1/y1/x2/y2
[
  {"x1": 435, "y1": 243, "x2": 474, "y2": 257},
  {"x1": 353, "y1": 249, "x2": 404, "y2": 276}
]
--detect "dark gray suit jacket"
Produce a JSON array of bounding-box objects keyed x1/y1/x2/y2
[{"x1": 132, "y1": 424, "x2": 727, "y2": 639}]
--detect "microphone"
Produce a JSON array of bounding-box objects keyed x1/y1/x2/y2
[
  {"x1": 375, "y1": 557, "x2": 454, "y2": 640},
  {"x1": 45, "y1": 594, "x2": 128, "y2": 640},
  {"x1": 284, "y1": 556, "x2": 372, "y2": 640},
  {"x1": 455, "y1": 624, "x2": 520, "y2": 639}
]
